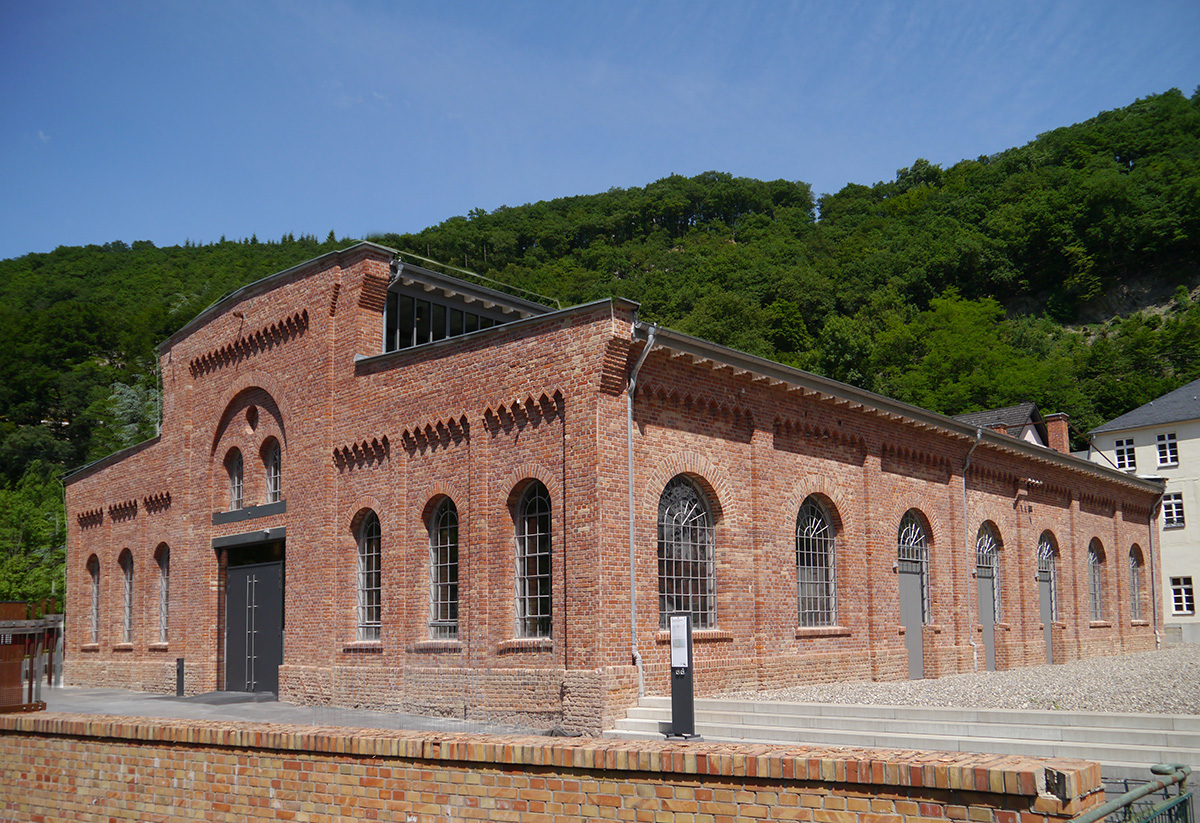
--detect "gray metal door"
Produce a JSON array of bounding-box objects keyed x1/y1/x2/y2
[
  {"x1": 977, "y1": 572, "x2": 996, "y2": 671},
  {"x1": 1037, "y1": 573, "x2": 1054, "y2": 664},
  {"x1": 225, "y1": 561, "x2": 283, "y2": 693},
  {"x1": 898, "y1": 568, "x2": 924, "y2": 679}
]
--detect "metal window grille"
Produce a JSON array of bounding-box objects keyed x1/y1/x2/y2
[
  {"x1": 1037, "y1": 534, "x2": 1058, "y2": 622},
  {"x1": 897, "y1": 511, "x2": 930, "y2": 624},
  {"x1": 157, "y1": 548, "x2": 169, "y2": 643},
  {"x1": 975, "y1": 524, "x2": 1001, "y2": 622},
  {"x1": 265, "y1": 443, "x2": 281, "y2": 504},
  {"x1": 515, "y1": 482, "x2": 552, "y2": 638},
  {"x1": 1115, "y1": 438, "x2": 1136, "y2": 470},
  {"x1": 658, "y1": 476, "x2": 716, "y2": 630},
  {"x1": 88, "y1": 558, "x2": 100, "y2": 644},
  {"x1": 428, "y1": 499, "x2": 459, "y2": 640},
  {"x1": 356, "y1": 512, "x2": 382, "y2": 641},
  {"x1": 796, "y1": 498, "x2": 836, "y2": 627},
  {"x1": 1163, "y1": 493, "x2": 1185, "y2": 528},
  {"x1": 1171, "y1": 577, "x2": 1195, "y2": 615},
  {"x1": 121, "y1": 553, "x2": 133, "y2": 644},
  {"x1": 1129, "y1": 549, "x2": 1143, "y2": 621},
  {"x1": 228, "y1": 450, "x2": 243, "y2": 510},
  {"x1": 1088, "y1": 542, "x2": 1105, "y2": 622},
  {"x1": 1157, "y1": 433, "x2": 1179, "y2": 466}
]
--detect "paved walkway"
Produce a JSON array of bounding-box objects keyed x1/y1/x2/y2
[{"x1": 43, "y1": 686, "x2": 537, "y2": 736}]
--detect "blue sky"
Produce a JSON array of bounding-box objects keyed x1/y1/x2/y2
[{"x1": 1, "y1": 1, "x2": 1197, "y2": 262}]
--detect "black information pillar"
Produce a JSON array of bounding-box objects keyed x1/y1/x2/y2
[{"x1": 666, "y1": 612, "x2": 701, "y2": 740}]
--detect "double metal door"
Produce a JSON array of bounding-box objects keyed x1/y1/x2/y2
[{"x1": 225, "y1": 561, "x2": 283, "y2": 693}]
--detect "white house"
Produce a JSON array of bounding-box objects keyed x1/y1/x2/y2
[{"x1": 1090, "y1": 377, "x2": 1200, "y2": 642}]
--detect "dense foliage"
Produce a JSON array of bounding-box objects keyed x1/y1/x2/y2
[{"x1": 2, "y1": 88, "x2": 1198, "y2": 608}]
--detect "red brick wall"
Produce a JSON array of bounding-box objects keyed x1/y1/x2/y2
[
  {"x1": 0, "y1": 713, "x2": 1104, "y2": 823},
  {"x1": 63, "y1": 245, "x2": 1162, "y2": 734}
]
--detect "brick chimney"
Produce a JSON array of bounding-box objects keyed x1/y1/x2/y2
[
  {"x1": 988, "y1": 423, "x2": 1008, "y2": 437},
  {"x1": 1044, "y1": 413, "x2": 1070, "y2": 454}
]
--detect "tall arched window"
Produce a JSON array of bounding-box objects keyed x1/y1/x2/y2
[
  {"x1": 155, "y1": 545, "x2": 170, "y2": 644},
  {"x1": 1037, "y1": 532, "x2": 1059, "y2": 622},
  {"x1": 515, "y1": 482, "x2": 552, "y2": 638},
  {"x1": 87, "y1": 555, "x2": 100, "y2": 645},
  {"x1": 357, "y1": 512, "x2": 382, "y2": 641},
  {"x1": 658, "y1": 475, "x2": 716, "y2": 629},
  {"x1": 898, "y1": 510, "x2": 930, "y2": 624},
  {"x1": 429, "y1": 498, "x2": 459, "y2": 640},
  {"x1": 119, "y1": 550, "x2": 134, "y2": 644},
  {"x1": 226, "y1": 448, "x2": 244, "y2": 510},
  {"x1": 796, "y1": 497, "x2": 836, "y2": 627},
  {"x1": 265, "y1": 441, "x2": 282, "y2": 504},
  {"x1": 1088, "y1": 539, "x2": 1106, "y2": 621},
  {"x1": 1129, "y1": 546, "x2": 1145, "y2": 621},
  {"x1": 975, "y1": 522, "x2": 1001, "y2": 621}
]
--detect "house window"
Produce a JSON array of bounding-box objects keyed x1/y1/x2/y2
[
  {"x1": 1164, "y1": 493, "x2": 1185, "y2": 528},
  {"x1": 1115, "y1": 438, "x2": 1136, "y2": 470},
  {"x1": 356, "y1": 512, "x2": 382, "y2": 641},
  {"x1": 384, "y1": 291, "x2": 500, "y2": 352},
  {"x1": 1171, "y1": 576, "x2": 1195, "y2": 615},
  {"x1": 119, "y1": 550, "x2": 134, "y2": 644},
  {"x1": 1129, "y1": 547, "x2": 1144, "y2": 621},
  {"x1": 1037, "y1": 532, "x2": 1059, "y2": 622},
  {"x1": 265, "y1": 441, "x2": 282, "y2": 504},
  {"x1": 975, "y1": 523, "x2": 1002, "y2": 622},
  {"x1": 88, "y1": 556, "x2": 100, "y2": 644},
  {"x1": 515, "y1": 481, "x2": 552, "y2": 638},
  {"x1": 227, "y1": 448, "x2": 244, "y2": 510},
  {"x1": 428, "y1": 498, "x2": 459, "y2": 640},
  {"x1": 1088, "y1": 540, "x2": 1106, "y2": 622},
  {"x1": 796, "y1": 497, "x2": 836, "y2": 627},
  {"x1": 897, "y1": 510, "x2": 930, "y2": 624},
  {"x1": 1157, "y1": 433, "x2": 1179, "y2": 466},
  {"x1": 658, "y1": 475, "x2": 716, "y2": 630},
  {"x1": 156, "y1": 545, "x2": 169, "y2": 643}
]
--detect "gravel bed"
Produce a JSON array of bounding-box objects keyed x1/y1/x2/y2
[{"x1": 716, "y1": 643, "x2": 1200, "y2": 715}]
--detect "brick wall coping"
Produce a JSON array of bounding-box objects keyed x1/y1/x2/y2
[{"x1": 0, "y1": 712, "x2": 1102, "y2": 816}]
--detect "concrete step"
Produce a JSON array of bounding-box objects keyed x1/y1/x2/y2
[{"x1": 606, "y1": 698, "x2": 1200, "y2": 780}]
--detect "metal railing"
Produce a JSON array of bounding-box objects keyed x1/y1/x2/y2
[{"x1": 1075, "y1": 765, "x2": 1192, "y2": 823}]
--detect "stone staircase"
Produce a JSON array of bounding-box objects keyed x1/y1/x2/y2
[{"x1": 605, "y1": 696, "x2": 1200, "y2": 779}]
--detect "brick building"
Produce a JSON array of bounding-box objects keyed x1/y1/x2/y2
[{"x1": 64, "y1": 242, "x2": 1163, "y2": 733}]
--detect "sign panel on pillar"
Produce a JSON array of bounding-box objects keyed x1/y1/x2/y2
[{"x1": 666, "y1": 612, "x2": 701, "y2": 740}]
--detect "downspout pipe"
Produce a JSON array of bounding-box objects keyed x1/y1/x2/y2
[
  {"x1": 963, "y1": 427, "x2": 983, "y2": 671},
  {"x1": 1148, "y1": 490, "x2": 1165, "y2": 648},
  {"x1": 627, "y1": 325, "x2": 657, "y2": 699}
]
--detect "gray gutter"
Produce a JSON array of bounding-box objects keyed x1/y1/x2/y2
[
  {"x1": 633, "y1": 323, "x2": 1165, "y2": 495},
  {"x1": 62, "y1": 435, "x2": 162, "y2": 485}
]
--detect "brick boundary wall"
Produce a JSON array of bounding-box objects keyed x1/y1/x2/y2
[{"x1": 0, "y1": 713, "x2": 1104, "y2": 822}]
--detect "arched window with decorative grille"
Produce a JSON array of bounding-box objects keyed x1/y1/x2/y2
[
  {"x1": 428, "y1": 498, "x2": 459, "y2": 640},
  {"x1": 975, "y1": 522, "x2": 1001, "y2": 622},
  {"x1": 87, "y1": 555, "x2": 100, "y2": 645},
  {"x1": 119, "y1": 550, "x2": 134, "y2": 644},
  {"x1": 226, "y1": 448, "x2": 244, "y2": 510},
  {"x1": 1129, "y1": 545, "x2": 1145, "y2": 621},
  {"x1": 796, "y1": 497, "x2": 836, "y2": 627},
  {"x1": 1037, "y1": 532, "x2": 1059, "y2": 622},
  {"x1": 1088, "y1": 539, "x2": 1106, "y2": 621},
  {"x1": 515, "y1": 482, "x2": 552, "y2": 638},
  {"x1": 264, "y1": 440, "x2": 282, "y2": 504},
  {"x1": 658, "y1": 475, "x2": 716, "y2": 630},
  {"x1": 897, "y1": 510, "x2": 930, "y2": 624},
  {"x1": 155, "y1": 545, "x2": 170, "y2": 644},
  {"x1": 356, "y1": 512, "x2": 382, "y2": 641}
]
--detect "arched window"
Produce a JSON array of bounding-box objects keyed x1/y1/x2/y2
[
  {"x1": 356, "y1": 512, "x2": 382, "y2": 641},
  {"x1": 515, "y1": 482, "x2": 552, "y2": 638},
  {"x1": 119, "y1": 550, "x2": 134, "y2": 644},
  {"x1": 898, "y1": 510, "x2": 930, "y2": 624},
  {"x1": 658, "y1": 475, "x2": 716, "y2": 629},
  {"x1": 226, "y1": 448, "x2": 244, "y2": 510},
  {"x1": 975, "y1": 522, "x2": 1002, "y2": 621},
  {"x1": 796, "y1": 497, "x2": 836, "y2": 627},
  {"x1": 516, "y1": 479, "x2": 552, "y2": 643},
  {"x1": 1088, "y1": 539, "x2": 1106, "y2": 622},
  {"x1": 1129, "y1": 546, "x2": 1145, "y2": 621},
  {"x1": 155, "y1": 545, "x2": 170, "y2": 644},
  {"x1": 265, "y1": 441, "x2": 282, "y2": 504},
  {"x1": 1037, "y1": 532, "x2": 1059, "y2": 622},
  {"x1": 429, "y1": 498, "x2": 459, "y2": 640},
  {"x1": 87, "y1": 555, "x2": 100, "y2": 645}
]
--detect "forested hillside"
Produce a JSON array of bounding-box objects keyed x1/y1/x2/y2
[{"x1": 2, "y1": 87, "x2": 1198, "y2": 606}]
